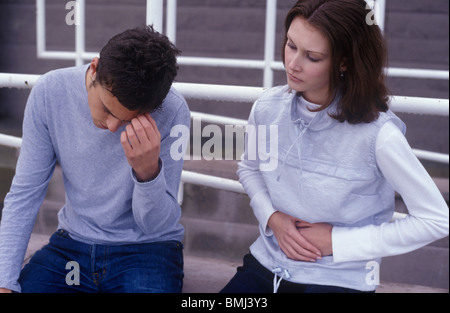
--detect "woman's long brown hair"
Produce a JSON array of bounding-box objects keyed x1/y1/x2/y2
[{"x1": 282, "y1": 0, "x2": 390, "y2": 124}]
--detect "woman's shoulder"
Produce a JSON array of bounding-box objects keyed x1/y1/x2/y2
[
  {"x1": 252, "y1": 85, "x2": 294, "y2": 124},
  {"x1": 376, "y1": 110, "x2": 406, "y2": 135},
  {"x1": 257, "y1": 85, "x2": 293, "y2": 103},
  {"x1": 255, "y1": 85, "x2": 294, "y2": 111}
]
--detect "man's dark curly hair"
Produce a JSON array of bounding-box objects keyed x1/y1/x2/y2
[{"x1": 96, "y1": 25, "x2": 181, "y2": 113}]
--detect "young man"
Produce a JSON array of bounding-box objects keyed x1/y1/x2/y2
[{"x1": 0, "y1": 26, "x2": 190, "y2": 293}]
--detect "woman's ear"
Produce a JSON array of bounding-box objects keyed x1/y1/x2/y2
[{"x1": 340, "y1": 58, "x2": 348, "y2": 72}]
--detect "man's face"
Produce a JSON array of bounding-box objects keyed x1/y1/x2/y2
[{"x1": 86, "y1": 58, "x2": 140, "y2": 133}]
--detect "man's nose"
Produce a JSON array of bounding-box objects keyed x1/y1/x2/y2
[{"x1": 106, "y1": 116, "x2": 122, "y2": 133}]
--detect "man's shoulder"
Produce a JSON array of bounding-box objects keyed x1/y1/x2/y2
[
  {"x1": 39, "y1": 65, "x2": 87, "y2": 81},
  {"x1": 154, "y1": 86, "x2": 190, "y2": 132},
  {"x1": 33, "y1": 65, "x2": 87, "y2": 92},
  {"x1": 161, "y1": 87, "x2": 190, "y2": 118},
  {"x1": 165, "y1": 87, "x2": 188, "y2": 109}
]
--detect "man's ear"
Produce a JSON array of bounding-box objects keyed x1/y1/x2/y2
[{"x1": 89, "y1": 57, "x2": 100, "y2": 80}]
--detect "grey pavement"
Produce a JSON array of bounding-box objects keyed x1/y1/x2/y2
[{"x1": 25, "y1": 233, "x2": 449, "y2": 293}]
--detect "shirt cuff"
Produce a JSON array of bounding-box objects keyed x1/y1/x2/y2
[
  {"x1": 250, "y1": 192, "x2": 277, "y2": 236},
  {"x1": 332, "y1": 225, "x2": 374, "y2": 263},
  {"x1": 131, "y1": 158, "x2": 163, "y2": 184}
]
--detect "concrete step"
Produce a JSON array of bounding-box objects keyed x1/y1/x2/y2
[
  {"x1": 32, "y1": 196, "x2": 450, "y2": 290},
  {"x1": 29, "y1": 160, "x2": 449, "y2": 289},
  {"x1": 24, "y1": 233, "x2": 448, "y2": 293}
]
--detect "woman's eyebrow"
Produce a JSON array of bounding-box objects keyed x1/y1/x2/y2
[
  {"x1": 287, "y1": 34, "x2": 327, "y2": 56},
  {"x1": 307, "y1": 50, "x2": 327, "y2": 56}
]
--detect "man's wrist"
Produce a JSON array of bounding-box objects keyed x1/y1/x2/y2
[{"x1": 134, "y1": 159, "x2": 162, "y2": 182}]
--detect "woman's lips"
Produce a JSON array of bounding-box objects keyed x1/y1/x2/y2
[{"x1": 288, "y1": 73, "x2": 303, "y2": 83}]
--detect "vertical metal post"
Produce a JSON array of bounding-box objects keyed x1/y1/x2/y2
[
  {"x1": 263, "y1": 0, "x2": 277, "y2": 88},
  {"x1": 375, "y1": 0, "x2": 386, "y2": 33},
  {"x1": 36, "y1": 0, "x2": 45, "y2": 59},
  {"x1": 166, "y1": 0, "x2": 177, "y2": 44},
  {"x1": 75, "y1": 0, "x2": 86, "y2": 66},
  {"x1": 366, "y1": 0, "x2": 386, "y2": 32},
  {"x1": 147, "y1": 0, "x2": 164, "y2": 33}
]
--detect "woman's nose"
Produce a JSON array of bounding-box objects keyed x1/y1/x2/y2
[{"x1": 288, "y1": 56, "x2": 302, "y2": 73}]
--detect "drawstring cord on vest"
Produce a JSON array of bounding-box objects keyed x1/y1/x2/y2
[
  {"x1": 276, "y1": 126, "x2": 308, "y2": 182},
  {"x1": 272, "y1": 267, "x2": 291, "y2": 293}
]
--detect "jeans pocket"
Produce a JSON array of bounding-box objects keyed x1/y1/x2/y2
[{"x1": 55, "y1": 229, "x2": 72, "y2": 240}]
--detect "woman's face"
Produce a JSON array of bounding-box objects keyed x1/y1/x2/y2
[{"x1": 284, "y1": 16, "x2": 332, "y2": 105}]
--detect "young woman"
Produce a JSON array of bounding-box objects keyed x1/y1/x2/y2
[{"x1": 221, "y1": 0, "x2": 448, "y2": 293}]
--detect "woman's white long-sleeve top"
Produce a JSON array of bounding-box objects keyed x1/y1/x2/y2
[{"x1": 239, "y1": 85, "x2": 448, "y2": 291}]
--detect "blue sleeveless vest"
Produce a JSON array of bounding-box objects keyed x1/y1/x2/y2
[{"x1": 249, "y1": 85, "x2": 406, "y2": 291}]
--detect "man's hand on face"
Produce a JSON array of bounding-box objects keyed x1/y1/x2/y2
[{"x1": 121, "y1": 114, "x2": 161, "y2": 182}]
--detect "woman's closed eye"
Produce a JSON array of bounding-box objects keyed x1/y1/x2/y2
[
  {"x1": 307, "y1": 54, "x2": 321, "y2": 62},
  {"x1": 287, "y1": 42, "x2": 297, "y2": 51}
]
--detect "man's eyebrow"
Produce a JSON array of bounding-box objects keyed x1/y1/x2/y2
[{"x1": 102, "y1": 103, "x2": 132, "y2": 123}]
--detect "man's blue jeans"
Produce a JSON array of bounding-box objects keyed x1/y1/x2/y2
[{"x1": 19, "y1": 229, "x2": 184, "y2": 293}]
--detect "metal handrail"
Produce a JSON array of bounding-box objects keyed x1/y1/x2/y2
[
  {"x1": 1, "y1": 73, "x2": 449, "y2": 114},
  {"x1": 0, "y1": 132, "x2": 408, "y2": 222},
  {"x1": 0, "y1": 72, "x2": 449, "y2": 164}
]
